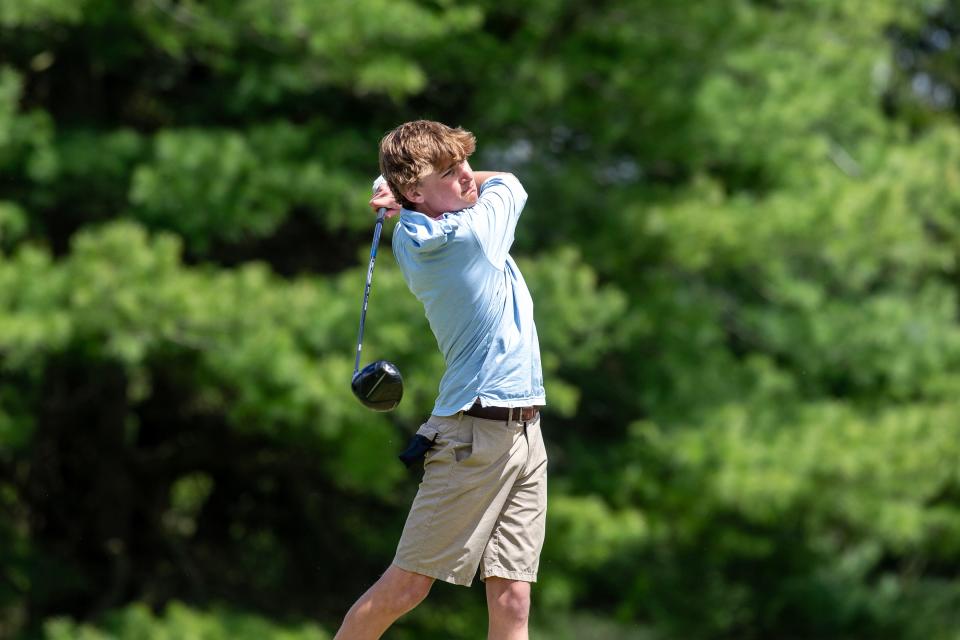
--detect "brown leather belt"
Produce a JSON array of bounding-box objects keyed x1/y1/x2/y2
[{"x1": 464, "y1": 402, "x2": 539, "y2": 422}]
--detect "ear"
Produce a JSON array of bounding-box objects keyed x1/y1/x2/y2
[{"x1": 402, "y1": 186, "x2": 424, "y2": 204}]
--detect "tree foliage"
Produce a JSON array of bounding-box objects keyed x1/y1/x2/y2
[{"x1": 2, "y1": 0, "x2": 960, "y2": 638}]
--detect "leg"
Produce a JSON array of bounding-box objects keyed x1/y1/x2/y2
[
  {"x1": 485, "y1": 577, "x2": 531, "y2": 640},
  {"x1": 334, "y1": 564, "x2": 434, "y2": 640}
]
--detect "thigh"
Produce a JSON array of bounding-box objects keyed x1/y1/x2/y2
[
  {"x1": 479, "y1": 416, "x2": 548, "y2": 583},
  {"x1": 395, "y1": 415, "x2": 528, "y2": 586}
]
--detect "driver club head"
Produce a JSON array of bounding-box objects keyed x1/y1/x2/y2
[{"x1": 351, "y1": 359, "x2": 403, "y2": 411}]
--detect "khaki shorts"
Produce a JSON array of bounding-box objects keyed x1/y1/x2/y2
[{"x1": 393, "y1": 412, "x2": 548, "y2": 586}]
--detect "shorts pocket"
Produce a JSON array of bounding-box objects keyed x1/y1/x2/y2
[
  {"x1": 459, "y1": 418, "x2": 515, "y2": 469},
  {"x1": 421, "y1": 416, "x2": 472, "y2": 466},
  {"x1": 454, "y1": 437, "x2": 473, "y2": 462},
  {"x1": 414, "y1": 421, "x2": 441, "y2": 443}
]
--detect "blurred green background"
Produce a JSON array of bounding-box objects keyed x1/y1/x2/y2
[{"x1": 2, "y1": 0, "x2": 960, "y2": 638}]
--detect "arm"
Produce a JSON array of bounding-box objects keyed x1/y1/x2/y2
[
  {"x1": 473, "y1": 171, "x2": 506, "y2": 190},
  {"x1": 368, "y1": 172, "x2": 506, "y2": 218},
  {"x1": 462, "y1": 172, "x2": 527, "y2": 267}
]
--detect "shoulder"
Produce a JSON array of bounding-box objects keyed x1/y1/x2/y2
[{"x1": 393, "y1": 209, "x2": 467, "y2": 254}]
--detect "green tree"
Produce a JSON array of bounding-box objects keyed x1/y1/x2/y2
[{"x1": 1, "y1": 0, "x2": 960, "y2": 638}]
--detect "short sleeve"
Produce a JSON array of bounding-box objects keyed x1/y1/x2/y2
[{"x1": 461, "y1": 174, "x2": 528, "y2": 268}]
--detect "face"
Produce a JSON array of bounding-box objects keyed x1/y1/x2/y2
[{"x1": 403, "y1": 159, "x2": 477, "y2": 218}]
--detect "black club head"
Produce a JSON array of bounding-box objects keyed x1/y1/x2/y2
[{"x1": 351, "y1": 360, "x2": 403, "y2": 411}]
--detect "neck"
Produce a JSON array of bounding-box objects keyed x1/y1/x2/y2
[{"x1": 411, "y1": 205, "x2": 443, "y2": 219}]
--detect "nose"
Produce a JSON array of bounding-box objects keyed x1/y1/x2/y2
[{"x1": 458, "y1": 162, "x2": 473, "y2": 182}]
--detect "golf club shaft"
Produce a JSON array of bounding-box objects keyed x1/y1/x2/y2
[{"x1": 354, "y1": 207, "x2": 387, "y2": 375}]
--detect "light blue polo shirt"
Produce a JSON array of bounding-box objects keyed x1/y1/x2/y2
[{"x1": 391, "y1": 174, "x2": 546, "y2": 416}]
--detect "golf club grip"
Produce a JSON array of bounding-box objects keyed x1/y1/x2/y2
[{"x1": 353, "y1": 208, "x2": 388, "y2": 375}]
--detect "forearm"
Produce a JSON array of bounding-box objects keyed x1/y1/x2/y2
[{"x1": 473, "y1": 171, "x2": 506, "y2": 188}]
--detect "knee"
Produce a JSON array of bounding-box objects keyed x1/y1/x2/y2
[
  {"x1": 343, "y1": 568, "x2": 433, "y2": 625},
  {"x1": 489, "y1": 584, "x2": 530, "y2": 625},
  {"x1": 390, "y1": 573, "x2": 433, "y2": 614}
]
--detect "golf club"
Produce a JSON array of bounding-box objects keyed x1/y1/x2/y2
[{"x1": 351, "y1": 206, "x2": 403, "y2": 411}]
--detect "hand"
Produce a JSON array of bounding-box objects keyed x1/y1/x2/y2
[{"x1": 369, "y1": 182, "x2": 401, "y2": 219}]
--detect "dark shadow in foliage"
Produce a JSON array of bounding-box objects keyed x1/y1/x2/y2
[{"x1": 16, "y1": 353, "x2": 403, "y2": 634}]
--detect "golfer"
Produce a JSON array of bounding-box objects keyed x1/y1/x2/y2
[{"x1": 334, "y1": 120, "x2": 548, "y2": 640}]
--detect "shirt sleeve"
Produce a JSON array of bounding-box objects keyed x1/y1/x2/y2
[{"x1": 461, "y1": 173, "x2": 528, "y2": 268}]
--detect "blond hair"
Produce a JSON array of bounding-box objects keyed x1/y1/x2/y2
[{"x1": 379, "y1": 120, "x2": 476, "y2": 208}]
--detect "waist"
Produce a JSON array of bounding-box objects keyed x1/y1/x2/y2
[{"x1": 464, "y1": 402, "x2": 540, "y2": 422}]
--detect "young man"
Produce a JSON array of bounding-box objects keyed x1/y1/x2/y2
[{"x1": 333, "y1": 120, "x2": 547, "y2": 640}]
